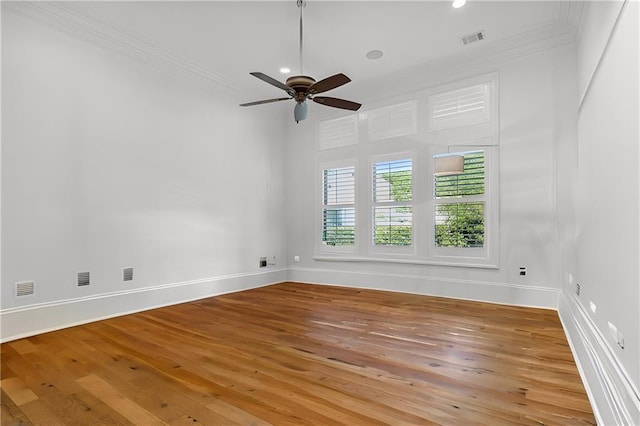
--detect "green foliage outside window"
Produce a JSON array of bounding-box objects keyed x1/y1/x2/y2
[
  {"x1": 435, "y1": 203, "x2": 484, "y2": 248},
  {"x1": 434, "y1": 151, "x2": 485, "y2": 248},
  {"x1": 323, "y1": 226, "x2": 355, "y2": 246},
  {"x1": 375, "y1": 169, "x2": 412, "y2": 246}
]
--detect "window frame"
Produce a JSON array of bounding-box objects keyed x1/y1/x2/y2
[
  {"x1": 427, "y1": 145, "x2": 499, "y2": 267},
  {"x1": 318, "y1": 159, "x2": 358, "y2": 254},
  {"x1": 313, "y1": 73, "x2": 499, "y2": 269},
  {"x1": 368, "y1": 152, "x2": 416, "y2": 256}
]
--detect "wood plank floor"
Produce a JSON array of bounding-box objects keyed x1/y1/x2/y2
[{"x1": 1, "y1": 282, "x2": 595, "y2": 425}]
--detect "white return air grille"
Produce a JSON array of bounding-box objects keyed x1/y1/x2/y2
[
  {"x1": 77, "y1": 271, "x2": 90, "y2": 287},
  {"x1": 318, "y1": 115, "x2": 358, "y2": 150},
  {"x1": 123, "y1": 267, "x2": 134, "y2": 282},
  {"x1": 15, "y1": 281, "x2": 35, "y2": 297},
  {"x1": 461, "y1": 30, "x2": 485, "y2": 45},
  {"x1": 428, "y1": 83, "x2": 490, "y2": 131}
]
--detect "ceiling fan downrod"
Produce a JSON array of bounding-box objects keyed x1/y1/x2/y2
[
  {"x1": 298, "y1": 0, "x2": 306, "y2": 76},
  {"x1": 239, "y1": 0, "x2": 361, "y2": 122}
]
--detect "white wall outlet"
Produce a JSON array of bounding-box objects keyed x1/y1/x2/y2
[
  {"x1": 294, "y1": 255, "x2": 300, "y2": 262},
  {"x1": 267, "y1": 256, "x2": 276, "y2": 266},
  {"x1": 589, "y1": 301, "x2": 597, "y2": 314}
]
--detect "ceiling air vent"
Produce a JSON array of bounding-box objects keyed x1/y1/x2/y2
[
  {"x1": 15, "y1": 281, "x2": 35, "y2": 297},
  {"x1": 77, "y1": 271, "x2": 90, "y2": 287},
  {"x1": 461, "y1": 30, "x2": 485, "y2": 45},
  {"x1": 123, "y1": 267, "x2": 133, "y2": 282}
]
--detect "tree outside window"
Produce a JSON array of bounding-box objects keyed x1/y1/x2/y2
[{"x1": 434, "y1": 151, "x2": 485, "y2": 248}]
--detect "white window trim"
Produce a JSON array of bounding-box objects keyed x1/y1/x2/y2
[
  {"x1": 317, "y1": 159, "x2": 358, "y2": 254},
  {"x1": 427, "y1": 145, "x2": 499, "y2": 267}
]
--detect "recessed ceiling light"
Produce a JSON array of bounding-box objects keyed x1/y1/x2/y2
[
  {"x1": 280, "y1": 67, "x2": 291, "y2": 74},
  {"x1": 366, "y1": 50, "x2": 383, "y2": 60},
  {"x1": 452, "y1": 0, "x2": 466, "y2": 8}
]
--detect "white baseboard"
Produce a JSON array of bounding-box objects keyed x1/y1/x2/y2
[
  {"x1": 0, "y1": 269, "x2": 287, "y2": 343},
  {"x1": 287, "y1": 267, "x2": 559, "y2": 309},
  {"x1": 558, "y1": 290, "x2": 640, "y2": 426}
]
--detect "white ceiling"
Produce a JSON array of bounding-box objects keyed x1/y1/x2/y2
[{"x1": 65, "y1": 1, "x2": 575, "y2": 103}]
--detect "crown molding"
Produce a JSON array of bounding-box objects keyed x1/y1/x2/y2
[{"x1": 3, "y1": 1, "x2": 246, "y2": 96}]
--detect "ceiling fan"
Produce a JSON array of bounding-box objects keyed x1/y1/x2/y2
[{"x1": 240, "y1": 0, "x2": 361, "y2": 123}]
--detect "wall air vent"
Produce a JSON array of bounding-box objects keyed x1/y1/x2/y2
[
  {"x1": 77, "y1": 271, "x2": 90, "y2": 287},
  {"x1": 461, "y1": 30, "x2": 485, "y2": 45},
  {"x1": 15, "y1": 281, "x2": 35, "y2": 297},
  {"x1": 123, "y1": 267, "x2": 133, "y2": 282}
]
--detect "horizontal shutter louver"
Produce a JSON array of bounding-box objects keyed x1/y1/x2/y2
[
  {"x1": 434, "y1": 151, "x2": 485, "y2": 248},
  {"x1": 322, "y1": 166, "x2": 355, "y2": 246},
  {"x1": 368, "y1": 102, "x2": 417, "y2": 141},
  {"x1": 429, "y1": 83, "x2": 489, "y2": 130},
  {"x1": 372, "y1": 159, "x2": 413, "y2": 247},
  {"x1": 318, "y1": 116, "x2": 358, "y2": 150}
]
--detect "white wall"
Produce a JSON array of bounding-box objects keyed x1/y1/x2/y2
[
  {"x1": 1, "y1": 9, "x2": 287, "y2": 341},
  {"x1": 557, "y1": 1, "x2": 640, "y2": 424},
  {"x1": 285, "y1": 43, "x2": 577, "y2": 309}
]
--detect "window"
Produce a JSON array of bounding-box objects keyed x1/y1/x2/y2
[
  {"x1": 315, "y1": 73, "x2": 498, "y2": 267},
  {"x1": 318, "y1": 115, "x2": 358, "y2": 150},
  {"x1": 428, "y1": 83, "x2": 490, "y2": 131},
  {"x1": 321, "y1": 165, "x2": 356, "y2": 247},
  {"x1": 434, "y1": 151, "x2": 485, "y2": 248},
  {"x1": 367, "y1": 101, "x2": 418, "y2": 141},
  {"x1": 372, "y1": 158, "x2": 413, "y2": 247}
]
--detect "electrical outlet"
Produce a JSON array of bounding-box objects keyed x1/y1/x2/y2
[
  {"x1": 589, "y1": 301, "x2": 597, "y2": 314},
  {"x1": 294, "y1": 255, "x2": 300, "y2": 262},
  {"x1": 267, "y1": 256, "x2": 276, "y2": 266},
  {"x1": 608, "y1": 321, "x2": 617, "y2": 339},
  {"x1": 259, "y1": 257, "x2": 267, "y2": 268},
  {"x1": 607, "y1": 322, "x2": 624, "y2": 349},
  {"x1": 518, "y1": 266, "x2": 527, "y2": 276},
  {"x1": 617, "y1": 330, "x2": 625, "y2": 349}
]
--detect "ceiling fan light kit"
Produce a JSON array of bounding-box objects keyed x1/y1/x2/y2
[
  {"x1": 240, "y1": 0, "x2": 361, "y2": 123},
  {"x1": 434, "y1": 154, "x2": 465, "y2": 176}
]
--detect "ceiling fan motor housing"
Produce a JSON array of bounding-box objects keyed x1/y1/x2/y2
[{"x1": 286, "y1": 75, "x2": 316, "y2": 101}]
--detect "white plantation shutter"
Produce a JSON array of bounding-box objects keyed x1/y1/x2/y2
[
  {"x1": 372, "y1": 159, "x2": 413, "y2": 247},
  {"x1": 367, "y1": 101, "x2": 417, "y2": 141},
  {"x1": 318, "y1": 115, "x2": 358, "y2": 150},
  {"x1": 433, "y1": 151, "x2": 486, "y2": 248},
  {"x1": 429, "y1": 83, "x2": 490, "y2": 130},
  {"x1": 322, "y1": 166, "x2": 356, "y2": 246}
]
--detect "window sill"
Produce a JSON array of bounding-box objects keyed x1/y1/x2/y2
[{"x1": 313, "y1": 255, "x2": 498, "y2": 269}]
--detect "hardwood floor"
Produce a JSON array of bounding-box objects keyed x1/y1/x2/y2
[{"x1": 1, "y1": 282, "x2": 595, "y2": 425}]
